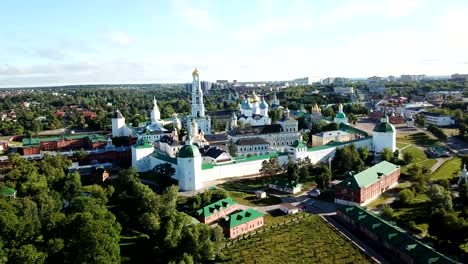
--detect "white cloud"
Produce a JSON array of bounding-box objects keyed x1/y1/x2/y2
[
  {"x1": 107, "y1": 32, "x2": 134, "y2": 47},
  {"x1": 320, "y1": 0, "x2": 423, "y2": 25},
  {"x1": 171, "y1": 0, "x2": 215, "y2": 31}
]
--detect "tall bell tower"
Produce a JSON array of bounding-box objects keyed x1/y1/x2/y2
[
  {"x1": 191, "y1": 68, "x2": 205, "y2": 118},
  {"x1": 187, "y1": 68, "x2": 211, "y2": 135}
]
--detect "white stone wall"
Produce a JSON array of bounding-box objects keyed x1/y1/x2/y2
[
  {"x1": 373, "y1": 132, "x2": 396, "y2": 153},
  {"x1": 132, "y1": 146, "x2": 155, "y2": 172}
]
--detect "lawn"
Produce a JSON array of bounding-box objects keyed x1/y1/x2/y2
[
  {"x1": 227, "y1": 190, "x2": 281, "y2": 207},
  {"x1": 219, "y1": 214, "x2": 373, "y2": 264},
  {"x1": 397, "y1": 132, "x2": 439, "y2": 147},
  {"x1": 398, "y1": 143, "x2": 437, "y2": 173},
  {"x1": 219, "y1": 178, "x2": 267, "y2": 192},
  {"x1": 431, "y1": 157, "x2": 461, "y2": 181},
  {"x1": 392, "y1": 193, "x2": 430, "y2": 236}
]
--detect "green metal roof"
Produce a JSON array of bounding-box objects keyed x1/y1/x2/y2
[
  {"x1": 227, "y1": 208, "x2": 264, "y2": 228},
  {"x1": 291, "y1": 140, "x2": 306, "y2": 148},
  {"x1": 337, "y1": 161, "x2": 399, "y2": 190},
  {"x1": 338, "y1": 206, "x2": 458, "y2": 264},
  {"x1": 339, "y1": 123, "x2": 369, "y2": 137},
  {"x1": 152, "y1": 150, "x2": 177, "y2": 164},
  {"x1": 134, "y1": 139, "x2": 154, "y2": 149},
  {"x1": 196, "y1": 197, "x2": 237, "y2": 218},
  {"x1": 373, "y1": 122, "x2": 395, "y2": 133},
  {"x1": 177, "y1": 144, "x2": 200, "y2": 158},
  {"x1": 0, "y1": 186, "x2": 16, "y2": 197},
  {"x1": 335, "y1": 112, "x2": 346, "y2": 119}
]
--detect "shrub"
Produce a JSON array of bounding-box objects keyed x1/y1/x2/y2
[
  {"x1": 382, "y1": 206, "x2": 394, "y2": 220},
  {"x1": 399, "y1": 189, "x2": 414, "y2": 205}
]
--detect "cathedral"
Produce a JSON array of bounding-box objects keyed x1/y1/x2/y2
[
  {"x1": 129, "y1": 69, "x2": 397, "y2": 192},
  {"x1": 236, "y1": 91, "x2": 272, "y2": 127}
]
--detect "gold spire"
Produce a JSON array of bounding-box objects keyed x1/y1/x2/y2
[
  {"x1": 250, "y1": 91, "x2": 260, "y2": 103},
  {"x1": 192, "y1": 68, "x2": 199, "y2": 77}
]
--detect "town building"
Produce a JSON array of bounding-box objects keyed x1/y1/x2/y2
[
  {"x1": 421, "y1": 112, "x2": 455, "y2": 127},
  {"x1": 196, "y1": 197, "x2": 239, "y2": 224},
  {"x1": 312, "y1": 130, "x2": 358, "y2": 147},
  {"x1": 269, "y1": 178, "x2": 302, "y2": 194},
  {"x1": 451, "y1": 73, "x2": 468, "y2": 81},
  {"x1": 333, "y1": 86, "x2": 354, "y2": 95},
  {"x1": 255, "y1": 190, "x2": 266, "y2": 199},
  {"x1": 337, "y1": 206, "x2": 457, "y2": 264},
  {"x1": 335, "y1": 161, "x2": 400, "y2": 206},
  {"x1": 21, "y1": 134, "x2": 108, "y2": 155},
  {"x1": 222, "y1": 209, "x2": 264, "y2": 239},
  {"x1": 280, "y1": 203, "x2": 299, "y2": 215}
]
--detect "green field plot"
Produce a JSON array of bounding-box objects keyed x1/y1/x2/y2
[
  {"x1": 219, "y1": 215, "x2": 373, "y2": 264},
  {"x1": 431, "y1": 157, "x2": 461, "y2": 181}
]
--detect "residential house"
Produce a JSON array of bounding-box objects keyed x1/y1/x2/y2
[
  {"x1": 335, "y1": 161, "x2": 400, "y2": 206},
  {"x1": 196, "y1": 197, "x2": 239, "y2": 224},
  {"x1": 222, "y1": 209, "x2": 264, "y2": 239}
]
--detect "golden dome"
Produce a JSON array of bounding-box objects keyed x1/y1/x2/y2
[
  {"x1": 192, "y1": 68, "x2": 199, "y2": 77},
  {"x1": 250, "y1": 91, "x2": 260, "y2": 103}
]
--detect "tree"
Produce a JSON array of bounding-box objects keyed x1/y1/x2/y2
[
  {"x1": 382, "y1": 206, "x2": 394, "y2": 219},
  {"x1": 259, "y1": 157, "x2": 282, "y2": 179},
  {"x1": 348, "y1": 113, "x2": 358, "y2": 125},
  {"x1": 403, "y1": 152, "x2": 414, "y2": 164},
  {"x1": 358, "y1": 147, "x2": 370, "y2": 163},
  {"x1": 428, "y1": 184, "x2": 453, "y2": 212},
  {"x1": 285, "y1": 161, "x2": 300, "y2": 182},
  {"x1": 75, "y1": 148, "x2": 87, "y2": 164},
  {"x1": 399, "y1": 189, "x2": 414, "y2": 205},
  {"x1": 415, "y1": 114, "x2": 425, "y2": 127},
  {"x1": 381, "y1": 148, "x2": 393, "y2": 161},
  {"x1": 227, "y1": 140, "x2": 237, "y2": 157},
  {"x1": 64, "y1": 197, "x2": 122, "y2": 264},
  {"x1": 153, "y1": 163, "x2": 176, "y2": 181}
]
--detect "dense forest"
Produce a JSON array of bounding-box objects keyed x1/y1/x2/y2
[{"x1": 0, "y1": 154, "x2": 226, "y2": 263}]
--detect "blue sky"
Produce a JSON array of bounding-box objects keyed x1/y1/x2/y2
[{"x1": 1, "y1": 0, "x2": 468, "y2": 87}]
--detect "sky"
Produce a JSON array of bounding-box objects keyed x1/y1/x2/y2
[{"x1": 1, "y1": 0, "x2": 468, "y2": 87}]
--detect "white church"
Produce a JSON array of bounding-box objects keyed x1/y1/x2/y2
[{"x1": 129, "y1": 69, "x2": 397, "y2": 192}]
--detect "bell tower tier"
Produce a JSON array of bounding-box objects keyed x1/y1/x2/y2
[
  {"x1": 191, "y1": 68, "x2": 206, "y2": 118},
  {"x1": 188, "y1": 68, "x2": 211, "y2": 135}
]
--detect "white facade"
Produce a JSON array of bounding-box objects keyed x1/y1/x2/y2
[
  {"x1": 333, "y1": 86, "x2": 354, "y2": 95},
  {"x1": 177, "y1": 151, "x2": 203, "y2": 191},
  {"x1": 131, "y1": 141, "x2": 155, "y2": 172},
  {"x1": 372, "y1": 114, "x2": 396, "y2": 153},
  {"x1": 188, "y1": 69, "x2": 211, "y2": 135},
  {"x1": 150, "y1": 97, "x2": 161, "y2": 124},
  {"x1": 112, "y1": 110, "x2": 131, "y2": 137},
  {"x1": 422, "y1": 113, "x2": 455, "y2": 127},
  {"x1": 238, "y1": 92, "x2": 272, "y2": 127}
]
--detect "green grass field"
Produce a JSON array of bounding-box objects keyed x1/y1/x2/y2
[
  {"x1": 398, "y1": 142, "x2": 437, "y2": 173},
  {"x1": 397, "y1": 132, "x2": 439, "y2": 147},
  {"x1": 227, "y1": 190, "x2": 281, "y2": 207},
  {"x1": 431, "y1": 157, "x2": 461, "y2": 181},
  {"x1": 219, "y1": 215, "x2": 373, "y2": 264}
]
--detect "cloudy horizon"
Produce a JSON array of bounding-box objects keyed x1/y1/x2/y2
[{"x1": 1, "y1": 0, "x2": 468, "y2": 88}]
